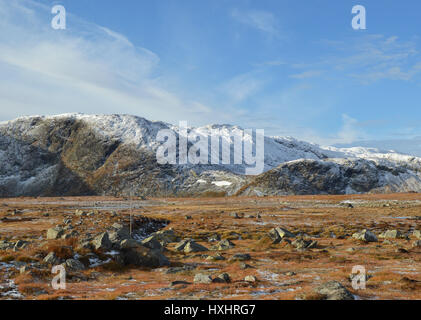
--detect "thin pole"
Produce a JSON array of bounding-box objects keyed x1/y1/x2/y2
[{"x1": 129, "y1": 192, "x2": 133, "y2": 238}]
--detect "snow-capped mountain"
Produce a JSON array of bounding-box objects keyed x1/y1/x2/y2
[{"x1": 1, "y1": 113, "x2": 421, "y2": 197}]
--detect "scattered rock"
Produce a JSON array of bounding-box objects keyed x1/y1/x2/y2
[
  {"x1": 268, "y1": 227, "x2": 295, "y2": 243},
  {"x1": 119, "y1": 239, "x2": 140, "y2": 249},
  {"x1": 75, "y1": 209, "x2": 86, "y2": 217},
  {"x1": 65, "y1": 259, "x2": 85, "y2": 271},
  {"x1": 206, "y1": 253, "x2": 226, "y2": 261},
  {"x1": 352, "y1": 229, "x2": 378, "y2": 242},
  {"x1": 244, "y1": 275, "x2": 257, "y2": 283},
  {"x1": 230, "y1": 253, "x2": 251, "y2": 261},
  {"x1": 291, "y1": 238, "x2": 318, "y2": 250},
  {"x1": 213, "y1": 273, "x2": 231, "y2": 283},
  {"x1": 211, "y1": 239, "x2": 235, "y2": 251},
  {"x1": 46, "y1": 227, "x2": 64, "y2": 240},
  {"x1": 413, "y1": 230, "x2": 421, "y2": 240},
  {"x1": 92, "y1": 232, "x2": 112, "y2": 250},
  {"x1": 379, "y1": 230, "x2": 402, "y2": 239},
  {"x1": 194, "y1": 273, "x2": 213, "y2": 284},
  {"x1": 152, "y1": 229, "x2": 180, "y2": 244},
  {"x1": 121, "y1": 246, "x2": 170, "y2": 268},
  {"x1": 141, "y1": 236, "x2": 163, "y2": 251},
  {"x1": 208, "y1": 234, "x2": 221, "y2": 242},
  {"x1": 314, "y1": 281, "x2": 354, "y2": 300},
  {"x1": 170, "y1": 280, "x2": 190, "y2": 287},
  {"x1": 239, "y1": 262, "x2": 253, "y2": 270},
  {"x1": 13, "y1": 240, "x2": 27, "y2": 250},
  {"x1": 412, "y1": 240, "x2": 421, "y2": 248},
  {"x1": 175, "y1": 239, "x2": 208, "y2": 253},
  {"x1": 166, "y1": 265, "x2": 196, "y2": 274},
  {"x1": 43, "y1": 252, "x2": 61, "y2": 265}
]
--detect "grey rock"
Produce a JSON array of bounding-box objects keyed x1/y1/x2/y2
[
  {"x1": 314, "y1": 281, "x2": 354, "y2": 300},
  {"x1": 194, "y1": 273, "x2": 213, "y2": 284},
  {"x1": 291, "y1": 238, "x2": 318, "y2": 250},
  {"x1": 121, "y1": 246, "x2": 170, "y2": 268},
  {"x1": 92, "y1": 232, "x2": 112, "y2": 250},
  {"x1": 379, "y1": 230, "x2": 402, "y2": 239},
  {"x1": 244, "y1": 275, "x2": 257, "y2": 283},
  {"x1": 213, "y1": 273, "x2": 231, "y2": 283},
  {"x1": 230, "y1": 253, "x2": 251, "y2": 261},
  {"x1": 75, "y1": 210, "x2": 85, "y2": 217},
  {"x1": 43, "y1": 252, "x2": 60, "y2": 265},
  {"x1": 65, "y1": 259, "x2": 85, "y2": 271},
  {"x1": 175, "y1": 239, "x2": 208, "y2": 253},
  {"x1": 46, "y1": 227, "x2": 64, "y2": 240},
  {"x1": 269, "y1": 227, "x2": 295, "y2": 243},
  {"x1": 120, "y1": 239, "x2": 140, "y2": 249},
  {"x1": 206, "y1": 253, "x2": 226, "y2": 261},
  {"x1": 352, "y1": 229, "x2": 378, "y2": 242},
  {"x1": 141, "y1": 236, "x2": 163, "y2": 251},
  {"x1": 211, "y1": 239, "x2": 235, "y2": 251}
]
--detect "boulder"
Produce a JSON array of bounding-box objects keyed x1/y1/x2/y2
[
  {"x1": 230, "y1": 253, "x2": 251, "y2": 261},
  {"x1": 291, "y1": 238, "x2": 318, "y2": 250},
  {"x1": 314, "y1": 281, "x2": 354, "y2": 300},
  {"x1": 119, "y1": 239, "x2": 140, "y2": 249},
  {"x1": 213, "y1": 273, "x2": 231, "y2": 283},
  {"x1": 244, "y1": 275, "x2": 257, "y2": 283},
  {"x1": 175, "y1": 239, "x2": 208, "y2": 253},
  {"x1": 92, "y1": 232, "x2": 112, "y2": 250},
  {"x1": 413, "y1": 230, "x2": 421, "y2": 240},
  {"x1": 47, "y1": 227, "x2": 64, "y2": 240},
  {"x1": 141, "y1": 236, "x2": 163, "y2": 251},
  {"x1": 211, "y1": 239, "x2": 235, "y2": 251},
  {"x1": 121, "y1": 246, "x2": 169, "y2": 268},
  {"x1": 194, "y1": 274, "x2": 213, "y2": 284},
  {"x1": 43, "y1": 252, "x2": 61, "y2": 265},
  {"x1": 268, "y1": 227, "x2": 295, "y2": 243},
  {"x1": 75, "y1": 209, "x2": 85, "y2": 217},
  {"x1": 65, "y1": 259, "x2": 85, "y2": 271},
  {"x1": 151, "y1": 229, "x2": 180, "y2": 245},
  {"x1": 206, "y1": 253, "x2": 226, "y2": 261},
  {"x1": 352, "y1": 229, "x2": 378, "y2": 242},
  {"x1": 379, "y1": 230, "x2": 402, "y2": 239}
]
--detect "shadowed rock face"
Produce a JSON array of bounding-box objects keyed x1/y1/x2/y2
[
  {"x1": 237, "y1": 158, "x2": 421, "y2": 196},
  {"x1": 0, "y1": 116, "x2": 245, "y2": 197},
  {"x1": 1, "y1": 114, "x2": 421, "y2": 197}
]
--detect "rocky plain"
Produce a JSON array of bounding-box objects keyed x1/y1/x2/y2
[{"x1": 0, "y1": 193, "x2": 420, "y2": 300}]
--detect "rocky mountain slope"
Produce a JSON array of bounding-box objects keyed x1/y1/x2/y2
[{"x1": 1, "y1": 113, "x2": 421, "y2": 197}]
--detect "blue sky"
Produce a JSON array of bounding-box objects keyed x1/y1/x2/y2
[{"x1": 1, "y1": 0, "x2": 421, "y2": 149}]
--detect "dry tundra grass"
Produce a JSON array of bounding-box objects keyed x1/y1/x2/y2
[{"x1": 0, "y1": 194, "x2": 420, "y2": 300}]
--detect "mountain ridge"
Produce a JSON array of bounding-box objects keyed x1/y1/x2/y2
[{"x1": 1, "y1": 113, "x2": 421, "y2": 197}]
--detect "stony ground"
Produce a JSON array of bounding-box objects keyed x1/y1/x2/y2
[{"x1": 0, "y1": 194, "x2": 420, "y2": 300}]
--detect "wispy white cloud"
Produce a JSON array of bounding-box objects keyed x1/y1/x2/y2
[
  {"x1": 0, "y1": 0, "x2": 215, "y2": 125},
  {"x1": 231, "y1": 9, "x2": 280, "y2": 37},
  {"x1": 290, "y1": 70, "x2": 323, "y2": 79},
  {"x1": 220, "y1": 71, "x2": 266, "y2": 103}
]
